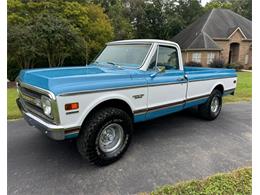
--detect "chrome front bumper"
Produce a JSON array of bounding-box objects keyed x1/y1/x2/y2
[{"x1": 16, "y1": 98, "x2": 80, "y2": 140}]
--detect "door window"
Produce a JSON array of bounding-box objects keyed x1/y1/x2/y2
[{"x1": 157, "y1": 46, "x2": 179, "y2": 70}]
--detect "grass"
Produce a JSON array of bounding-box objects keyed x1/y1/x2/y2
[
  {"x1": 7, "y1": 72, "x2": 251, "y2": 120},
  {"x1": 224, "y1": 72, "x2": 252, "y2": 103},
  {"x1": 143, "y1": 167, "x2": 252, "y2": 195},
  {"x1": 7, "y1": 88, "x2": 22, "y2": 120}
]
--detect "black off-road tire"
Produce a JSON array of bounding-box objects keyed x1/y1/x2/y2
[
  {"x1": 77, "y1": 107, "x2": 133, "y2": 166},
  {"x1": 198, "y1": 89, "x2": 222, "y2": 120}
]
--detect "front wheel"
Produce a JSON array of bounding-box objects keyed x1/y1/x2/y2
[
  {"x1": 77, "y1": 107, "x2": 133, "y2": 166},
  {"x1": 198, "y1": 89, "x2": 222, "y2": 120}
]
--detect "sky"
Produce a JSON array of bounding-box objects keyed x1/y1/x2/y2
[{"x1": 201, "y1": 0, "x2": 211, "y2": 6}]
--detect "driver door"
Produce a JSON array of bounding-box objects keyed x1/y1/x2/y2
[{"x1": 146, "y1": 44, "x2": 187, "y2": 120}]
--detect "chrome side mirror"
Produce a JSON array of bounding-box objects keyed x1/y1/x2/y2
[{"x1": 150, "y1": 66, "x2": 165, "y2": 78}]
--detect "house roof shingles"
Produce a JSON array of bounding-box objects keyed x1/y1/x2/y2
[{"x1": 172, "y1": 9, "x2": 252, "y2": 51}]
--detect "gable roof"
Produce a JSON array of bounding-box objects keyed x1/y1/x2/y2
[{"x1": 172, "y1": 9, "x2": 252, "y2": 51}]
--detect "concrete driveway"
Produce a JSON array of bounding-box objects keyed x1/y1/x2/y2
[{"x1": 8, "y1": 102, "x2": 252, "y2": 195}]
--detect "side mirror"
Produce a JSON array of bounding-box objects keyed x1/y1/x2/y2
[{"x1": 150, "y1": 66, "x2": 165, "y2": 78}]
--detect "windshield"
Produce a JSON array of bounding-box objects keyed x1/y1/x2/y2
[{"x1": 94, "y1": 44, "x2": 151, "y2": 68}]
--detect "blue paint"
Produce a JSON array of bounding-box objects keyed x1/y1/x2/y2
[
  {"x1": 134, "y1": 98, "x2": 208, "y2": 123},
  {"x1": 146, "y1": 104, "x2": 184, "y2": 120},
  {"x1": 183, "y1": 98, "x2": 208, "y2": 109},
  {"x1": 134, "y1": 113, "x2": 147, "y2": 123},
  {"x1": 18, "y1": 64, "x2": 237, "y2": 96},
  {"x1": 18, "y1": 64, "x2": 148, "y2": 95},
  {"x1": 65, "y1": 133, "x2": 79, "y2": 139},
  {"x1": 146, "y1": 69, "x2": 186, "y2": 86},
  {"x1": 184, "y1": 66, "x2": 237, "y2": 82}
]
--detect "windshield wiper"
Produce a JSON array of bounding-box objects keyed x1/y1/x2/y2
[
  {"x1": 95, "y1": 61, "x2": 121, "y2": 67},
  {"x1": 106, "y1": 61, "x2": 119, "y2": 66}
]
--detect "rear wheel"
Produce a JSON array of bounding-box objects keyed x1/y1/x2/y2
[
  {"x1": 77, "y1": 107, "x2": 133, "y2": 166},
  {"x1": 198, "y1": 89, "x2": 222, "y2": 120}
]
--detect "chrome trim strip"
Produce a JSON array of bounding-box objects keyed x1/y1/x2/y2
[
  {"x1": 16, "y1": 79, "x2": 56, "y2": 100},
  {"x1": 59, "y1": 81, "x2": 187, "y2": 96},
  {"x1": 16, "y1": 79, "x2": 60, "y2": 124},
  {"x1": 59, "y1": 76, "x2": 235, "y2": 97},
  {"x1": 66, "y1": 110, "x2": 79, "y2": 115},
  {"x1": 59, "y1": 85, "x2": 147, "y2": 96},
  {"x1": 17, "y1": 98, "x2": 80, "y2": 133},
  {"x1": 188, "y1": 76, "x2": 237, "y2": 82},
  {"x1": 133, "y1": 94, "x2": 210, "y2": 115}
]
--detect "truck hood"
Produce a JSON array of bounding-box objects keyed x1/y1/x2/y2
[{"x1": 18, "y1": 65, "x2": 147, "y2": 96}]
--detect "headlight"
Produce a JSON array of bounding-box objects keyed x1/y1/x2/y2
[{"x1": 41, "y1": 96, "x2": 52, "y2": 117}]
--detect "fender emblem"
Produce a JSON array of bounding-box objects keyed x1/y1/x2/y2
[{"x1": 132, "y1": 94, "x2": 144, "y2": 99}]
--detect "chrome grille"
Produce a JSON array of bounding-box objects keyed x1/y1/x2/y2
[{"x1": 17, "y1": 82, "x2": 59, "y2": 124}]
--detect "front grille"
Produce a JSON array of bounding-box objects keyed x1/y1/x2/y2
[{"x1": 17, "y1": 82, "x2": 57, "y2": 124}]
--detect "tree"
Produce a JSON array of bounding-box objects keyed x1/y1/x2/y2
[
  {"x1": 63, "y1": 2, "x2": 114, "y2": 62},
  {"x1": 8, "y1": 24, "x2": 37, "y2": 69},
  {"x1": 32, "y1": 13, "x2": 85, "y2": 67},
  {"x1": 229, "y1": 0, "x2": 251, "y2": 20},
  {"x1": 205, "y1": 0, "x2": 252, "y2": 20},
  {"x1": 7, "y1": 0, "x2": 114, "y2": 70},
  {"x1": 204, "y1": 0, "x2": 232, "y2": 12},
  {"x1": 176, "y1": 0, "x2": 205, "y2": 26},
  {"x1": 106, "y1": 0, "x2": 134, "y2": 40}
]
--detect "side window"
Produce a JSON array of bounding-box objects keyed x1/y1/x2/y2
[{"x1": 157, "y1": 46, "x2": 179, "y2": 70}]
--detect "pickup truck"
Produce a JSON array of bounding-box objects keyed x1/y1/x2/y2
[{"x1": 16, "y1": 39, "x2": 237, "y2": 165}]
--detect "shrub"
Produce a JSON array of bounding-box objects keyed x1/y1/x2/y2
[
  {"x1": 248, "y1": 66, "x2": 252, "y2": 70},
  {"x1": 235, "y1": 64, "x2": 244, "y2": 71},
  {"x1": 226, "y1": 64, "x2": 244, "y2": 71},
  {"x1": 7, "y1": 61, "x2": 21, "y2": 81},
  {"x1": 225, "y1": 63, "x2": 236, "y2": 69},
  {"x1": 209, "y1": 58, "x2": 225, "y2": 68},
  {"x1": 184, "y1": 61, "x2": 202, "y2": 67}
]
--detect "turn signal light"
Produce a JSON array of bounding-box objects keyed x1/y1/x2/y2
[{"x1": 65, "y1": 102, "x2": 79, "y2": 111}]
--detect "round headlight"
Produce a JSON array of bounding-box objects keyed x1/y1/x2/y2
[{"x1": 41, "y1": 96, "x2": 52, "y2": 117}]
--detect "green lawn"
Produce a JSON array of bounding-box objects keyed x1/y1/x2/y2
[
  {"x1": 7, "y1": 88, "x2": 22, "y2": 120},
  {"x1": 224, "y1": 72, "x2": 252, "y2": 103},
  {"x1": 7, "y1": 72, "x2": 252, "y2": 120},
  {"x1": 146, "y1": 167, "x2": 252, "y2": 195}
]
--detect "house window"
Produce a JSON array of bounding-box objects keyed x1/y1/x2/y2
[
  {"x1": 192, "y1": 52, "x2": 201, "y2": 63},
  {"x1": 245, "y1": 54, "x2": 248, "y2": 64},
  {"x1": 207, "y1": 52, "x2": 215, "y2": 64}
]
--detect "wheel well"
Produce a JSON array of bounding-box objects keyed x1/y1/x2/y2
[
  {"x1": 213, "y1": 84, "x2": 224, "y2": 95},
  {"x1": 82, "y1": 99, "x2": 133, "y2": 126}
]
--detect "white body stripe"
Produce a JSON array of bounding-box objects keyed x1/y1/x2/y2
[
  {"x1": 56, "y1": 76, "x2": 237, "y2": 128},
  {"x1": 148, "y1": 83, "x2": 187, "y2": 108},
  {"x1": 56, "y1": 87, "x2": 147, "y2": 128},
  {"x1": 187, "y1": 77, "x2": 237, "y2": 99}
]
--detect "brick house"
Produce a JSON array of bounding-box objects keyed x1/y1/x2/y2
[{"x1": 172, "y1": 9, "x2": 252, "y2": 68}]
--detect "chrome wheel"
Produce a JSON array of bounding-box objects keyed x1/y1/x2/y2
[
  {"x1": 211, "y1": 96, "x2": 219, "y2": 113},
  {"x1": 98, "y1": 123, "x2": 124, "y2": 153}
]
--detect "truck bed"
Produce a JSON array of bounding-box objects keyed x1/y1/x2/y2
[{"x1": 184, "y1": 66, "x2": 237, "y2": 81}]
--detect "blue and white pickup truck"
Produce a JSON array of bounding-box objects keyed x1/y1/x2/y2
[{"x1": 16, "y1": 39, "x2": 237, "y2": 165}]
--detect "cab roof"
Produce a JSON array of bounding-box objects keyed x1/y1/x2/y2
[{"x1": 107, "y1": 39, "x2": 179, "y2": 46}]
